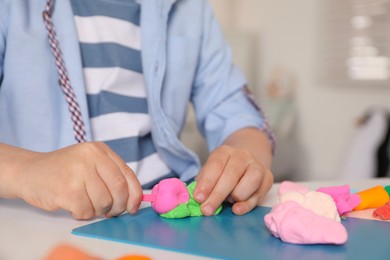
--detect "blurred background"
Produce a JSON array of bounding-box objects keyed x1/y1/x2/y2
[{"x1": 181, "y1": 0, "x2": 390, "y2": 182}]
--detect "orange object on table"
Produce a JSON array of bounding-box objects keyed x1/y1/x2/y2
[
  {"x1": 353, "y1": 185, "x2": 390, "y2": 211},
  {"x1": 44, "y1": 243, "x2": 101, "y2": 260},
  {"x1": 44, "y1": 244, "x2": 152, "y2": 260}
]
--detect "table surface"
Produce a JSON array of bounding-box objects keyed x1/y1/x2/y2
[{"x1": 1, "y1": 178, "x2": 389, "y2": 260}]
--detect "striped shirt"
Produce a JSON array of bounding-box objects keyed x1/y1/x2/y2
[{"x1": 70, "y1": 0, "x2": 176, "y2": 188}]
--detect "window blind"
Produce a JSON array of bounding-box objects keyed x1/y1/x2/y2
[{"x1": 318, "y1": 0, "x2": 390, "y2": 87}]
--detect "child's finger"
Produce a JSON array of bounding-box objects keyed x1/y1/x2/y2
[
  {"x1": 200, "y1": 155, "x2": 246, "y2": 216},
  {"x1": 193, "y1": 147, "x2": 229, "y2": 203},
  {"x1": 98, "y1": 143, "x2": 142, "y2": 215},
  {"x1": 84, "y1": 172, "x2": 113, "y2": 217},
  {"x1": 94, "y1": 154, "x2": 129, "y2": 217}
]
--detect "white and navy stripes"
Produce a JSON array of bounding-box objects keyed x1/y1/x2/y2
[{"x1": 70, "y1": 0, "x2": 176, "y2": 188}]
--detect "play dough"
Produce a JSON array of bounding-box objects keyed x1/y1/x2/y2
[
  {"x1": 264, "y1": 200, "x2": 348, "y2": 245},
  {"x1": 373, "y1": 202, "x2": 390, "y2": 220},
  {"x1": 264, "y1": 181, "x2": 348, "y2": 245},
  {"x1": 142, "y1": 178, "x2": 222, "y2": 218},
  {"x1": 353, "y1": 185, "x2": 390, "y2": 211},
  {"x1": 316, "y1": 185, "x2": 361, "y2": 216}
]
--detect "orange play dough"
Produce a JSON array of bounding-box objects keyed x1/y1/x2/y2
[
  {"x1": 44, "y1": 244, "x2": 101, "y2": 260},
  {"x1": 353, "y1": 186, "x2": 390, "y2": 211},
  {"x1": 44, "y1": 244, "x2": 152, "y2": 260}
]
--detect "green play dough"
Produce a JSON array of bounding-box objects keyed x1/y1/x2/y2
[
  {"x1": 160, "y1": 181, "x2": 223, "y2": 219},
  {"x1": 385, "y1": 185, "x2": 390, "y2": 196}
]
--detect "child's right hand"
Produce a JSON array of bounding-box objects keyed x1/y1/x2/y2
[{"x1": 1, "y1": 142, "x2": 142, "y2": 219}]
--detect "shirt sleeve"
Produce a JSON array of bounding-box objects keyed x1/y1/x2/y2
[{"x1": 191, "y1": 0, "x2": 275, "y2": 153}]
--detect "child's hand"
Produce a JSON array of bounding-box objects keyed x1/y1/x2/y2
[
  {"x1": 13, "y1": 142, "x2": 142, "y2": 219},
  {"x1": 193, "y1": 145, "x2": 273, "y2": 216}
]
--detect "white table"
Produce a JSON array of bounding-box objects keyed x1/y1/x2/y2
[{"x1": 1, "y1": 178, "x2": 389, "y2": 260}]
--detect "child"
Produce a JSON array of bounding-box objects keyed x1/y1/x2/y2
[{"x1": 0, "y1": 0, "x2": 274, "y2": 219}]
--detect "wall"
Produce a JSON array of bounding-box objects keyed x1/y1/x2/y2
[{"x1": 207, "y1": 0, "x2": 390, "y2": 181}]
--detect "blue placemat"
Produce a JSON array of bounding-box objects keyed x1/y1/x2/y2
[{"x1": 72, "y1": 205, "x2": 390, "y2": 260}]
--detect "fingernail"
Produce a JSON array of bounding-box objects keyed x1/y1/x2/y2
[
  {"x1": 129, "y1": 206, "x2": 138, "y2": 215},
  {"x1": 202, "y1": 204, "x2": 214, "y2": 216},
  {"x1": 195, "y1": 192, "x2": 205, "y2": 202},
  {"x1": 234, "y1": 204, "x2": 242, "y2": 215}
]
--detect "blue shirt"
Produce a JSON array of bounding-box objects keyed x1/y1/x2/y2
[
  {"x1": 0, "y1": 0, "x2": 272, "y2": 182},
  {"x1": 70, "y1": 0, "x2": 176, "y2": 188}
]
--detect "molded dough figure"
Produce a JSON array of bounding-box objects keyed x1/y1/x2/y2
[{"x1": 143, "y1": 178, "x2": 222, "y2": 218}]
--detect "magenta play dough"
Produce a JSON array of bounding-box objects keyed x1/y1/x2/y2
[{"x1": 143, "y1": 178, "x2": 190, "y2": 214}]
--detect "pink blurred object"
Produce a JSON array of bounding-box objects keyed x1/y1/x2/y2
[
  {"x1": 317, "y1": 185, "x2": 361, "y2": 215},
  {"x1": 264, "y1": 201, "x2": 348, "y2": 245},
  {"x1": 317, "y1": 185, "x2": 350, "y2": 198},
  {"x1": 278, "y1": 181, "x2": 310, "y2": 196},
  {"x1": 279, "y1": 191, "x2": 340, "y2": 221},
  {"x1": 264, "y1": 181, "x2": 348, "y2": 245},
  {"x1": 142, "y1": 178, "x2": 189, "y2": 214},
  {"x1": 278, "y1": 181, "x2": 340, "y2": 221}
]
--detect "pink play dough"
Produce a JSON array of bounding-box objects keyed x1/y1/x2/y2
[
  {"x1": 278, "y1": 181, "x2": 310, "y2": 196},
  {"x1": 278, "y1": 182, "x2": 340, "y2": 221},
  {"x1": 316, "y1": 185, "x2": 361, "y2": 215},
  {"x1": 264, "y1": 181, "x2": 348, "y2": 245},
  {"x1": 142, "y1": 178, "x2": 190, "y2": 214},
  {"x1": 264, "y1": 201, "x2": 348, "y2": 245}
]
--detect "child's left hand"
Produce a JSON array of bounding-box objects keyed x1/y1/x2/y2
[{"x1": 193, "y1": 142, "x2": 273, "y2": 216}]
